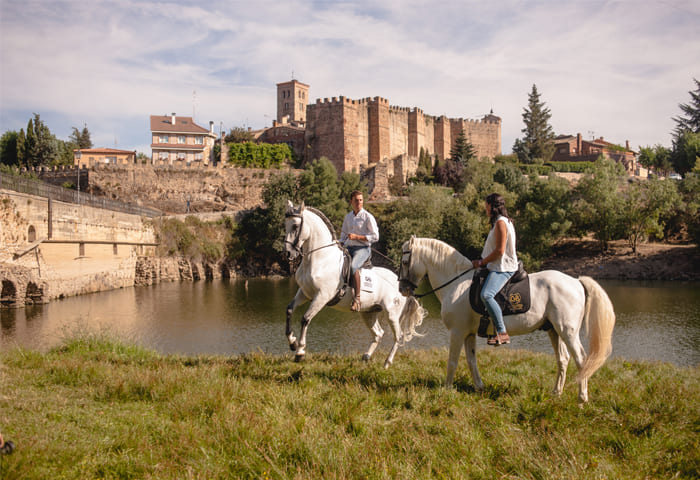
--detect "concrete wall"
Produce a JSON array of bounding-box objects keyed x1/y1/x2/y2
[{"x1": 1, "y1": 189, "x2": 156, "y2": 306}]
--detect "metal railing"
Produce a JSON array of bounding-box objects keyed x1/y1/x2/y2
[{"x1": 0, "y1": 173, "x2": 162, "y2": 218}]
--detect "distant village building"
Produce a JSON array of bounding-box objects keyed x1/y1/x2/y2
[
  {"x1": 150, "y1": 114, "x2": 217, "y2": 166},
  {"x1": 73, "y1": 148, "x2": 136, "y2": 167},
  {"x1": 553, "y1": 133, "x2": 637, "y2": 175}
]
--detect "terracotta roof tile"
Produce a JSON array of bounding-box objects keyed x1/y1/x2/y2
[{"x1": 150, "y1": 115, "x2": 211, "y2": 134}]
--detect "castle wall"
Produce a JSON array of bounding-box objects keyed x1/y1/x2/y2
[
  {"x1": 388, "y1": 106, "x2": 409, "y2": 162},
  {"x1": 303, "y1": 91, "x2": 501, "y2": 184}
]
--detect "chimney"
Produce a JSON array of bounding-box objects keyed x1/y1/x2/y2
[
  {"x1": 625, "y1": 140, "x2": 630, "y2": 150},
  {"x1": 209, "y1": 121, "x2": 214, "y2": 133},
  {"x1": 171, "y1": 113, "x2": 176, "y2": 125},
  {"x1": 577, "y1": 133, "x2": 582, "y2": 155}
]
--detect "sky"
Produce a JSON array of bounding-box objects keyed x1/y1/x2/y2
[{"x1": 1, "y1": 0, "x2": 699, "y2": 157}]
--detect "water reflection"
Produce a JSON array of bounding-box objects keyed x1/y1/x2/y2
[{"x1": 1, "y1": 278, "x2": 698, "y2": 367}]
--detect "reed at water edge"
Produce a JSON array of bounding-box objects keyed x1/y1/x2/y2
[{"x1": 1, "y1": 334, "x2": 698, "y2": 480}]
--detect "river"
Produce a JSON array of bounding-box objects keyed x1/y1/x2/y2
[{"x1": 1, "y1": 278, "x2": 698, "y2": 367}]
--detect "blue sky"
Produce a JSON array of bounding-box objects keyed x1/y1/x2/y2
[{"x1": 1, "y1": 0, "x2": 699, "y2": 156}]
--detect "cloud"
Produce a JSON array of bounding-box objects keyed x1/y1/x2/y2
[{"x1": 1, "y1": 0, "x2": 699, "y2": 155}]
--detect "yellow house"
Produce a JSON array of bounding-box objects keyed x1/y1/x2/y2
[
  {"x1": 150, "y1": 113, "x2": 217, "y2": 166},
  {"x1": 73, "y1": 148, "x2": 136, "y2": 167}
]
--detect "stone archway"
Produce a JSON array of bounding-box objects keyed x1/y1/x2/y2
[
  {"x1": 1, "y1": 280, "x2": 18, "y2": 307},
  {"x1": 25, "y1": 282, "x2": 45, "y2": 305}
]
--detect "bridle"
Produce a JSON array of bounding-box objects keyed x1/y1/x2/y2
[
  {"x1": 284, "y1": 210, "x2": 340, "y2": 258},
  {"x1": 399, "y1": 246, "x2": 474, "y2": 299}
]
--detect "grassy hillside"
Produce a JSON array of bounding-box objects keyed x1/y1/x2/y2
[{"x1": 1, "y1": 336, "x2": 698, "y2": 479}]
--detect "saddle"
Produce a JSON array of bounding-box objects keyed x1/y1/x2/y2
[
  {"x1": 469, "y1": 262, "x2": 531, "y2": 337},
  {"x1": 325, "y1": 247, "x2": 372, "y2": 307}
]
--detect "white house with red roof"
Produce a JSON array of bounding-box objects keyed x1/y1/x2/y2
[{"x1": 150, "y1": 113, "x2": 217, "y2": 166}]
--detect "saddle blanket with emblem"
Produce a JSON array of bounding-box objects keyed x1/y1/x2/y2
[
  {"x1": 469, "y1": 264, "x2": 531, "y2": 317},
  {"x1": 358, "y1": 268, "x2": 376, "y2": 293}
]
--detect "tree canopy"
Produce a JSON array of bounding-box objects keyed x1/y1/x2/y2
[
  {"x1": 673, "y1": 77, "x2": 700, "y2": 136},
  {"x1": 513, "y1": 84, "x2": 555, "y2": 164}
]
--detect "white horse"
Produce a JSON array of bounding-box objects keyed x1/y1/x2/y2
[
  {"x1": 398, "y1": 237, "x2": 615, "y2": 403},
  {"x1": 283, "y1": 201, "x2": 425, "y2": 368}
]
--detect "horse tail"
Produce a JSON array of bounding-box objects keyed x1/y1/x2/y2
[
  {"x1": 398, "y1": 295, "x2": 427, "y2": 345},
  {"x1": 577, "y1": 276, "x2": 616, "y2": 383}
]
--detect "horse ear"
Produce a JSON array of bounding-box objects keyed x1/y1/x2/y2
[
  {"x1": 300, "y1": 200, "x2": 305, "y2": 212},
  {"x1": 409, "y1": 235, "x2": 415, "y2": 246},
  {"x1": 287, "y1": 199, "x2": 293, "y2": 209}
]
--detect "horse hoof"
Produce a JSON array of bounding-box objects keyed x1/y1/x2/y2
[
  {"x1": 383, "y1": 361, "x2": 391, "y2": 369},
  {"x1": 361, "y1": 354, "x2": 371, "y2": 362},
  {"x1": 289, "y1": 341, "x2": 298, "y2": 352},
  {"x1": 294, "y1": 353, "x2": 306, "y2": 362}
]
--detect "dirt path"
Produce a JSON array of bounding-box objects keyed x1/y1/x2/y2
[{"x1": 541, "y1": 239, "x2": 700, "y2": 281}]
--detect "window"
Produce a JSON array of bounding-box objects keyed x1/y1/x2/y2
[
  {"x1": 79, "y1": 243, "x2": 85, "y2": 257},
  {"x1": 284, "y1": 102, "x2": 289, "y2": 111},
  {"x1": 160, "y1": 135, "x2": 169, "y2": 143},
  {"x1": 159, "y1": 152, "x2": 169, "y2": 160},
  {"x1": 28, "y1": 225, "x2": 36, "y2": 243},
  {"x1": 177, "y1": 152, "x2": 186, "y2": 160},
  {"x1": 105, "y1": 156, "x2": 117, "y2": 164},
  {"x1": 113, "y1": 244, "x2": 118, "y2": 255},
  {"x1": 195, "y1": 136, "x2": 203, "y2": 145},
  {"x1": 178, "y1": 136, "x2": 186, "y2": 144},
  {"x1": 195, "y1": 153, "x2": 203, "y2": 160}
]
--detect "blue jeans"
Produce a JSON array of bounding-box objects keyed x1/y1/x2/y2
[
  {"x1": 346, "y1": 245, "x2": 371, "y2": 274},
  {"x1": 480, "y1": 270, "x2": 515, "y2": 334}
]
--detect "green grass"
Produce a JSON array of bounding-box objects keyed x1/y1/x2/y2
[{"x1": 1, "y1": 335, "x2": 698, "y2": 479}]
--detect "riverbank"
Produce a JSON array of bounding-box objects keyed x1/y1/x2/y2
[
  {"x1": 1, "y1": 336, "x2": 698, "y2": 480},
  {"x1": 541, "y1": 238, "x2": 700, "y2": 281}
]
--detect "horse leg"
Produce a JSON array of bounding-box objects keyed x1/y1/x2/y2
[
  {"x1": 559, "y1": 326, "x2": 589, "y2": 403},
  {"x1": 360, "y1": 312, "x2": 384, "y2": 362},
  {"x1": 286, "y1": 289, "x2": 308, "y2": 352},
  {"x1": 295, "y1": 295, "x2": 332, "y2": 361},
  {"x1": 445, "y1": 330, "x2": 464, "y2": 388},
  {"x1": 547, "y1": 329, "x2": 570, "y2": 396},
  {"x1": 464, "y1": 334, "x2": 484, "y2": 391}
]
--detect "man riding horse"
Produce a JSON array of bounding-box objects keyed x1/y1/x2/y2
[{"x1": 340, "y1": 190, "x2": 379, "y2": 312}]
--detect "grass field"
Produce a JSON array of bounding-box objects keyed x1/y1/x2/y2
[{"x1": 1, "y1": 335, "x2": 698, "y2": 479}]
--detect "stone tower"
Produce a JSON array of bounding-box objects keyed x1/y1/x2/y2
[{"x1": 276, "y1": 79, "x2": 310, "y2": 125}]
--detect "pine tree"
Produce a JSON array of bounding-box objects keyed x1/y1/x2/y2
[
  {"x1": 673, "y1": 78, "x2": 700, "y2": 136},
  {"x1": 449, "y1": 129, "x2": 477, "y2": 165},
  {"x1": 513, "y1": 84, "x2": 555, "y2": 164}
]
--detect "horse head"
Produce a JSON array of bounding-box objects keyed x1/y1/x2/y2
[
  {"x1": 399, "y1": 236, "x2": 425, "y2": 297},
  {"x1": 284, "y1": 200, "x2": 306, "y2": 261}
]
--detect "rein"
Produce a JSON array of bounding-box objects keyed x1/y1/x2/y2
[
  {"x1": 400, "y1": 246, "x2": 474, "y2": 298},
  {"x1": 413, "y1": 268, "x2": 474, "y2": 298},
  {"x1": 285, "y1": 209, "x2": 341, "y2": 258}
]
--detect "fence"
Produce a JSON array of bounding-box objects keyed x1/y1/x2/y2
[{"x1": 0, "y1": 173, "x2": 162, "y2": 218}]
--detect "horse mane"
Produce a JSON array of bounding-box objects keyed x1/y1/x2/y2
[
  {"x1": 305, "y1": 206, "x2": 338, "y2": 242},
  {"x1": 414, "y1": 237, "x2": 472, "y2": 273}
]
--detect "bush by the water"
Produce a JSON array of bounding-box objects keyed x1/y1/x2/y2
[{"x1": 1, "y1": 336, "x2": 698, "y2": 479}]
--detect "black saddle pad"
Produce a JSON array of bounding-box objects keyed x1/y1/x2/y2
[{"x1": 469, "y1": 262, "x2": 531, "y2": 317}]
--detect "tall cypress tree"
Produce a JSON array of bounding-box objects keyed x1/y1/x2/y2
[
  {"x1": 513, "y1": 84, "x2": 555, "y2": 163},
  {"x1": 673, "y1": 78, "x2": 700, "y2": 136}
]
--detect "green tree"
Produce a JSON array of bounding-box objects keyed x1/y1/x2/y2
[
  {"x1": 671, "y1": 130, "x2": 700, "y2": 175},
  {"x1": 572, "y1": 156, "x2": 627, "y2": 251},
  {"x1": 673, "y1": 78, "x2": 700, "y2": 136},
  {"x1": 224, "y1": 127, "x2": 254, "y2": 143},
  {"x1": 514, "y1": 174, "x2": 572, "y2": 267},
  {"x1": 450, "y1": 130, "x2": 477, "y2": 165},
  {"x1": 679, "y1": 159, "x2": 700, "y2": 247},
  {"x1": 0, "y1": 130, "x2": 21, "y2": 166},
  {"x1": 513, "y1": 84, "x2": 555, "y2": 164},
  {"x1": 69, "y1": 124, "x2": 93, "y2": 149},
  {"x1": 621, "y1": 177, "x2": 681, "y2": 252},
  {"x1": 298, "y1": 157, "x2": 346, "y2": 226}
]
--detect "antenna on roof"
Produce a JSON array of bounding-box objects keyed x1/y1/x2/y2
[{"x1": 193, "y1": 89, "x2": 197, "y2": 121}]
